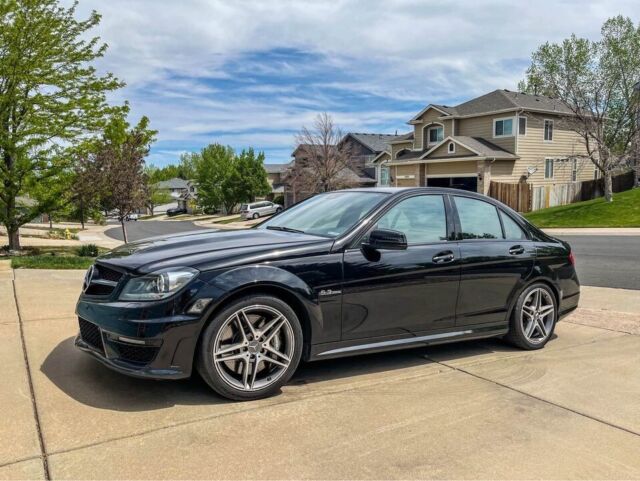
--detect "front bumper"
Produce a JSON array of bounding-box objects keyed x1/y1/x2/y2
[{"x1": 75, "y1": 299, "x2": 204, "y2": 380}]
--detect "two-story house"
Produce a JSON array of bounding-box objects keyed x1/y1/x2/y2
[
  {"x1": 373, "y1": 89, "x2": 594, "y2": 195},
  {"x1": 283, "y1": 132, "x2": 406, "y2": 206}
]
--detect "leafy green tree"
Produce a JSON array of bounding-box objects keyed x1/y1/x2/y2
[
  {"x1": 26, "y1": 165, "x2": 73, "y2": 229},
  {"x1": 192, "y1": 144, "x2": 271, "y2": 214},
  {"x1": 235, "y1": 148, "x2": 271, "y2": 201},
  {"x1": 519, "y1": 16, "x2": 640, "y2": 201},
  {"x1": 0, "y1": 0, "x2": 123, "y2": 249}
]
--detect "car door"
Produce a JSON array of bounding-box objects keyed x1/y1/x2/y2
[
  {"x1": 341, "y1": 194, "x2": 461, "y2": 340},
  {"x1": 451, "y1": 195, "x2": 535, "y2": 327}
]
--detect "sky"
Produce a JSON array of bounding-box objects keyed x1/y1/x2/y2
[{"x1": 69, "y1": 0, "x2": 640, "y2": 166}]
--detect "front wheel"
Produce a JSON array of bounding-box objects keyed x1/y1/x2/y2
[
  {"x1": 197, "y1": 296, "x2": 303, "y2": 400},
  {"x1": 504, "y1": 283, "x2": 557, "y2": 350}
]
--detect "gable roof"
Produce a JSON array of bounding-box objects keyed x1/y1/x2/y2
[
  {"x1": 345, "y1": 132, "x2": 410, "y2": 153},
  {"x1": 263, "y1": 163, "x2": 289, "y2": 174},
  {"x1": 421, "y1": 136, "x2": 518, "y2": 160},
  {"x1": 155, "y1": 177, "x2": 191, "y2": 190}
]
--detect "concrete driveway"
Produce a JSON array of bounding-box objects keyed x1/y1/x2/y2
[{"x1": 2, "y1": 268, "x2": 640, "y2": 479}]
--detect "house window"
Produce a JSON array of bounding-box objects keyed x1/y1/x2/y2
[
  {"x1": 594, "y1": 165, "x2": 600, "y2": 179},
  {"x1": 544, "y1": 158, "x2": 554, "y2": 179},
  {"x1": 518, "y1": 117, "x2": 527, "y2": 135},
  {"x1": 427, "y1": 126, "x2": 444, "y2": 144},
  {"x1": 448, "y1": 142, "x2": 455, "y2": 153},
  {"x1": 544, "y1": 119, "x2": 554, "y2": 141},
  {"x1": 494, "y1": 118, "x2": 514, "y2": 137},
  {"x1": 571, "y1": 159, "x2": 578, "y2": 182},
  {"x1": 380, "y1": 166, "x2": 390, "y2": 186}
]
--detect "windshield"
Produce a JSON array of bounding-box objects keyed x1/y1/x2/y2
[{"x1": 257, "y1": 191, "x2": 389, "y2": 238}]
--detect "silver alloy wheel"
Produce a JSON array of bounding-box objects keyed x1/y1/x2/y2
[
  {"x1": 213, "y1": 305, "x2": 294, "y2": 392},
  {"x1": 521, "y1": 288, "x2": 555, "y2": 344}
]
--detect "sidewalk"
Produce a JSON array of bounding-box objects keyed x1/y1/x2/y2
[{"x1": 543, "y1": 227, "x2": 640, "y2": 236}]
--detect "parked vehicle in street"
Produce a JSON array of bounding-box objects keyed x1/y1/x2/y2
[
  {"x1": 76, "y1": 188, "x2": 579, "y2": 401},
  {"x1": 240, "y1": 200, "x2": 282, "y2": 220},
  {"x1": 125, "y1": 213, "x2": 139, "y2": 221},
  {"x1": 166, "y1": 207, "x2": 187, "y2": 217}
]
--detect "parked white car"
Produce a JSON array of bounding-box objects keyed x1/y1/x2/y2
[
  {"x1": 125, "y1": 213, "x2": 139, "y2": 221},
  {"x1": 240, "y1": 201, "x2": 283, "y2": 220}
]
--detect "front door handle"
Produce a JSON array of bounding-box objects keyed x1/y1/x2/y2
[
  {"x1": 509, "y1": 245, "x2": 525, "y2": 255},
  {"x1": 433, "y1": 250, "x2": 455, "y2": 264}
]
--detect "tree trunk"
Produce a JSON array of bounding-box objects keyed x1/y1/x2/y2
[
  {"x1": 8, "y1": 227, "x2": 20, "y2": 251},
  {"x1": 79, "y1": 198, "x2": 85, "y2": 230},
  {"x1": 49, "y1": 215, "x2": 53, "y2": 229},
  {"x1": 603, "y1": 170, "x2": 613, "y2": 202},
  {"x1": 120, "y1": 220, "x2": 128, "y2": 243}
]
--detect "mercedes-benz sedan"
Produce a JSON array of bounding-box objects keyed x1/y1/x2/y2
[{"x1": 76, "y1": 188, "x2": 579, "y2": 400}]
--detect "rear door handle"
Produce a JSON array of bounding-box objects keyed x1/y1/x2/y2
[
  {"x1": 433, "y1": 250, "x2": 455, "y2": 264},
  {"x1": 509, "y1": 245, "x2": 525, "y2": 255}
]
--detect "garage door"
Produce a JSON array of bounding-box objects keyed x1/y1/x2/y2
[{"x1": 427, "y1": 176, "x2": 477, "y2": 192}]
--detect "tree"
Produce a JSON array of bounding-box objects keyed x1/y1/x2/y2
[
  {"x1": 0, "y1": 0, "x2": 123, "y2": 250},
  {"x1": 288, "y1": 113, "x2": 355, "y2": 198},
  {"x1": 26, "y1": 164, "x2": 73, "y2": 229},
  {"x1": 192, "y1": 144, "x2": 271, "y2": 214},
  {"x1": 98, "y1": 113, "x2": 156, "y2": 242},
  {"x1": 144, "y1": 165, "x2": 173, "y2": 215},
  {"x1": 235, "y1": 148, "x2": 271, "y2": 202},
  {"x1": 519, "y1": 16, "x2": 640, "y2": 201}
]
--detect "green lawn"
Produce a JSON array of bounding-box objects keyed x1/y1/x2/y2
[
  {"x1": 11, "y1": 255, "x2": 95, "y2": 269},
  {"x1": 524, "y1": 188, "x2": 640, "y2": 228}
]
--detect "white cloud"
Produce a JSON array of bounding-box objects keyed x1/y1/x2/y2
[{"x1": 66, "y1": 0, "x2": 640, "y2": 164}]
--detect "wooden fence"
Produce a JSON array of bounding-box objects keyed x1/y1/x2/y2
[{"x1": 490, "y1": 171, "x2": 635, "y2": 212}]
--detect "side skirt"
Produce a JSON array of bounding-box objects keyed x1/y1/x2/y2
[{"x1": 307, "y1": 323, "x2": 508, "y2": 361}]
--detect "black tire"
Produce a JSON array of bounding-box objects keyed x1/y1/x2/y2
[
  {"x1": 504, "y1": 282, "x2": 557, "y2": 350},
  {"x1": 275, "y1": 207, "x2": 282, "y2": 213},
  {"x1": 252, "y1": 212, "x2": 259, "y2": 219},
  {"x1": 197, "y1": 295, "x2": 303, "y2": 401}
]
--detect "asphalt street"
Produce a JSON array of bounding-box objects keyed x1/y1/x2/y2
[{"x1": 103, "y1": 222, "x2": 639, "y2": 290}]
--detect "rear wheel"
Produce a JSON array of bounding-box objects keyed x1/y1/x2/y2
[
  {"x1": 197, "y1": 296, "x2": 303, "y2": 400},
  {"x1": 505, "y1": 283, "x2": 557, "y2": 350},
  {"x1": 252, "y1": 212, "x2": 259, "y2": 219}
]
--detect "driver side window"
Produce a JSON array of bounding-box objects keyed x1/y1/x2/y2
[{"x1": 371, "y1": 195, "x2": 447, "y2": 244}]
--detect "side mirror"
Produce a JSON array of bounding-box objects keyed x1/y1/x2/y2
[{"x1": 365, "y1": 228, "x2": 407, "y2": 251}]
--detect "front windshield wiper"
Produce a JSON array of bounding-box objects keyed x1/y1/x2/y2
[{"x1": 266, "y1": 225, "x2": 306, "y2": 234}]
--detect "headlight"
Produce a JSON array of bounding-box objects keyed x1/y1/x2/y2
[{"x1": 119, "y1": 267, "x2": 198, "y2": 301}]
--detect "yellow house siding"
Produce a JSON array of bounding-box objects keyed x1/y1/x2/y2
[{"x1": 457, "y1": 114, "x2": 516, "y2": 152}]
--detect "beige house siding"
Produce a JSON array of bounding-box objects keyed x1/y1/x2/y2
[
  {"x1": 426, "y1": 161, "x2": 477, "y2": 177},
  {"x1": 427, "y1": 141, "x2": 475, "y2": 158},
  {"x1": 513, "y1": 113, "x2": 594, "y2": 184},
  {"x1": 390, "y1": 140, "x2": 413, "y2": 159},
  {"x1": 458, "y1": 114, "x2": 516, "y2": 152},
  {"x1": 393, "y1": 164, "x2": 421, "y2": 187},
  {"x1": 413, "y1": 110, "x2": 453, "y2": 150}
]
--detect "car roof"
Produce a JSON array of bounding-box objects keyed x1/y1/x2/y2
[{"x1": 335, "y1": 186, "x2": 490, "y2": 200}]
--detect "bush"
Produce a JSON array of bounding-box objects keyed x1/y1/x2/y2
[
  {"x1": 76, "y1": 244, "x2": 99, "y2": 257},
  {"x1": 273, "y1": 195, "x2": 284, "y2": 206}
]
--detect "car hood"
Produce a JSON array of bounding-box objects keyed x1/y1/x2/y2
[{"x1": 98, "y1": 228, "x2": 332, "y2": 273}]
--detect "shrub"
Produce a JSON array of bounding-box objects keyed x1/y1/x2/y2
[{"x1": 77, "y1": 244, "x2": 99, "y2": 257}]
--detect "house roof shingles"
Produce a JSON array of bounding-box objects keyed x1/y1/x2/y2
[
  {"x1": 447, "y1": 136, "x2": 518, "y2": 159},
  {"x1": 347, "y1": 132, "x2": 410, "y2": 153},
  {"x1": 446, "y1": 89, "x2": 573, "y2": 117}
]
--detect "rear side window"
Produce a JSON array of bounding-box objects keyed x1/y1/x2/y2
[
  {"x1": 374, "y1": 195, "x2": 447, "y2": 244},
  {"x1": 500, "y1": 212, "x2": 527, "y2": 240},
  {"x1": 454, "y1": 197, "x2": 503, "y2": 240}
]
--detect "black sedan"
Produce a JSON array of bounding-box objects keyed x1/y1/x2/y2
[{"x1": 76, "y1": 188, "x2": 579, "y2": 400}]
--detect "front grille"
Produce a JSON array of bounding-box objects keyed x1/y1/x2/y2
[
  {"x1": 83, "y1": 263, "x2": 125, "y2": 297},
  {"x1": 111, "y1": 342, "x2": 159, "y2": 365},
  {"x1": 78, "y1": 318, "x2": 104, "y2": 353},
  {"x1": 95, "y1": 265, "x2": 123, "y2": 283},
  {"x1": 84, "y1": 284, "x2": 115, "y2": 296}
]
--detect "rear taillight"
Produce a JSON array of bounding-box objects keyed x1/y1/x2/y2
[{"x1": 568, "y1": 251, "x2": 575, "y2": 266}]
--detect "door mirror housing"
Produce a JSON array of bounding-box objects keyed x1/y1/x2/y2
[{"x1": 365, "y1": 229, "x2": 407, "y2": 251}]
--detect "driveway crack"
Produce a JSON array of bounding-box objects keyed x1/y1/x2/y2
[{"x1": 12, "y1": 273, "x2": 50, "y2": 480}]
